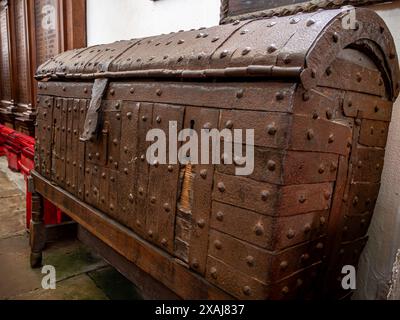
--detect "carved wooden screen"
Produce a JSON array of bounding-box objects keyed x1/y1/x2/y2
[{"x1": 0, "y1": 0, "x2": 86, "y2": 135}]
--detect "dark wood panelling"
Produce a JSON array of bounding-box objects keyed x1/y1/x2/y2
[{"x1": 0, "y1": 0, "x2": 86, "y2": 135}]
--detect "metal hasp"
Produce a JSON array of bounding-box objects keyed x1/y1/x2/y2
[{"x1": 33, "y1": 8, "x2": 399, "y2": 299}]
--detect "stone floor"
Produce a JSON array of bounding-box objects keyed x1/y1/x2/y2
[{"x1": 0, "y1": 157, "x2": 142, "y2": 300}]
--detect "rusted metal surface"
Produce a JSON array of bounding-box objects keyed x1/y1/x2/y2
[
  {"x1": 219, "y1": 0, "x2": 390, "y2": 24},
  {"x1": 32, "y1": 8, "x2": 399, "y2": 300}
]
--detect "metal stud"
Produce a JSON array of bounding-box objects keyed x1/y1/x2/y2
[
  {"x1": 307, "y1": 129, "x2": 314, "y2": 140},
  {"x1": 214, "y1": 240, "x2": 222, "y2": 250},
  {"x1": 220, "y1": 50, "x2": 229, "y2": 58},
  {"x1": 217, "y1": 182, "x2": 225, "y2": 192},
  {"x1": 254, "y1": 223, "x2": 264, "y2": 236},
  {"x1": 267, "y1": 44, "x2": 277, "y2": 53},
  {"x1": 306, "y1": 19, "x2": 316, "y2": 27},
  {"x1": 267, "y1": 123, "x2": 277, "y2": 135},
  {"x1": 236, "y1": 89, "x2": 244, "y2": 99},
  {"x1": 210, "y1": 267, "x2": 217, "y2": 279},
  {"x1": 241, "y1": 47, "x2": 251, "y2": 56},
  {"x1": 197, "y1": 219, "x2": 206, "y2": 228},
  {"x1": 242, "y1": 286, "x2": 251, "y2": 296},
  {"x1": 216, "y1": 211, "x2": 224, "y2": 221},
  {"x1": 280, "y1": 261, "x2": 288, "y2": 270},
  {"x1": 287, "y1": 229, "x2": 295, "y2": 239},
  {"x1": 261, "y1": 190, "x2": 270, "y2": 201},
  {"x1": 191, "y1": 259, "x2": 199, "y2": 269},
  {"x1": 290, "y1": 17, "x2": 300, "y2": 24},
  {"x1": 163, "y1": 203, "x2": 171, "y2": 212},
  {"x1": 332, "y1": 32, "x2": 339, "y2": 43},
  {"x1": 299, "y1": 195, "x2": 306, "y2": 204},
  {"x1": 200, "y1": 169, "x2": 207, "y2": 179},
  {"x1": 328, "y1": 134, "x2": 334, "y2": 144},
  {"x1": 267, "y1": 160, "x2": 276, "y2": 171}
]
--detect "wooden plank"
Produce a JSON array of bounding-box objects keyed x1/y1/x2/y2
[{"x1": 32, "y1": 171, "x2": 231, "y2": 300}]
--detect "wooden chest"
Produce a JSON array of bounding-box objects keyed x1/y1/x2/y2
[{"x1": 31, "y1": 8, "x2": 399, "y2": 299}]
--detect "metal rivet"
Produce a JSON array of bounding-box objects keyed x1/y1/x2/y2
[
  {"x1": 306, "y1": 18, "x2": 316, "y2": 27},
  {"x1": 197, "y1": 219, "x2": 206, "y2": 228},
  {"x1": 127, "y1": 112, "x2": 132, "y2": 119},
  {"x1": 217, "y1": 182, "x2": 225, "y2": 192},
  {"x1": 200, "y1": 169, "x2": 207, "y2": 179},
  {"x1": 267, "y1": 160, "x2": 276, "y2": 171},
  {"x1": 214, "y1": 240, "x2": 222, "y2": 250},
  {"x1": 254, "y1": 223, "x2": 264, "y2": 236},
  {"x1": 261, "y1": 190, "x2": 270, "y2": 201},
  {"x1": 300, "y1": 253, "x2": 310, "y2": 262},
  {"x1": 168, "y1": 165, "x2": 173, "y2": 172},
  {"x1": 242, "y1": 286, "x2": 251, "y2": 296},
  {"x1": 318, "y1": 165, "x2": 325, "y2": 174},
  {"x1": 320, "y1": 216, "x2": 326, "y2": 225},
  {"x1": 177, "y1": 39, "x2": 184, "y2": 44},
  {"x1": 328, "y1": 134, "x2": 334, "y2": 143},
  {"x1": 287, "y1": 229, "x2": 296, "y2": 239},
  {"x1": 242, "y1": 47, "x2": 251, "y2": 55},
  {"x1": 156, "y1": 116, "x2": 162, "y2": 123},
  {"x1": 225, "y1": 120, "x2": 234, "y2": 129},
  {"x1": 110, "y1": 89, "x2": 115, "y2": 95},
  {"x1": 246, "y1": 256, "x2": 254, "y2": 267},
  {"x1": 220, "y1": 50, "x2": 229, "y2": 58},
  {"x1": 236, "y1": 89, "x2": 244, "y2": 99},
  {"x1": 304, "y1": 223, "x2": 311, "y2": 233},
  {"x1": 210, "y1": 267, "x2": 217, "y2": 279},
  {"x1": 129, "y1": 193, "x2": 134, "y2": 203},
  {"x1": 216, "y1": 211, "x2": 224, "y2": 221},
  {"x1": 267, "y1": 44, "x2": 277, "y2": 53},
  {"x1": 299, "y1": 195, "x2": 306, "y2": 204},
  {"x1": 130, "y1": 88, "x2": 135, "y2": 94},
  {"x1": 281, "y1": 286, "x2": 289, "y2": 295},
  {"x1": 280, "y1": 261, "x2": 288, "y2": 270},
  {"x1": 267, "y1": 123, "x2": 277, "y2": 135},
  {"x1": 163, "y1": 203, "x2": 171, "y2": 212},
  {"x1": 148, "y1": 230, "x2": 153, "y2": 237},
  {"x1": 324, "y1": 190, "x2": 331, "y2": 200},
  {"x1": 156, "y1": 89, "x2": 162, "y2": 96},
  {"x1": 191, "y1": 259, "x2": 199, "y2": 269},
  {"x1": 307, "y1": 129, "x2": 314, "y2": 140},
  {"x1": 332, "y1": 32, "x2": 339, "y2": 43}
]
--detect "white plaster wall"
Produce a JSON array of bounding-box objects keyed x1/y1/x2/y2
[
  {"x1": 86, "y1": 0, "x2": 221, "y2": 46},
  {"x1": 354, "y1": 2, "x2": 400, "y2": 300}
]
